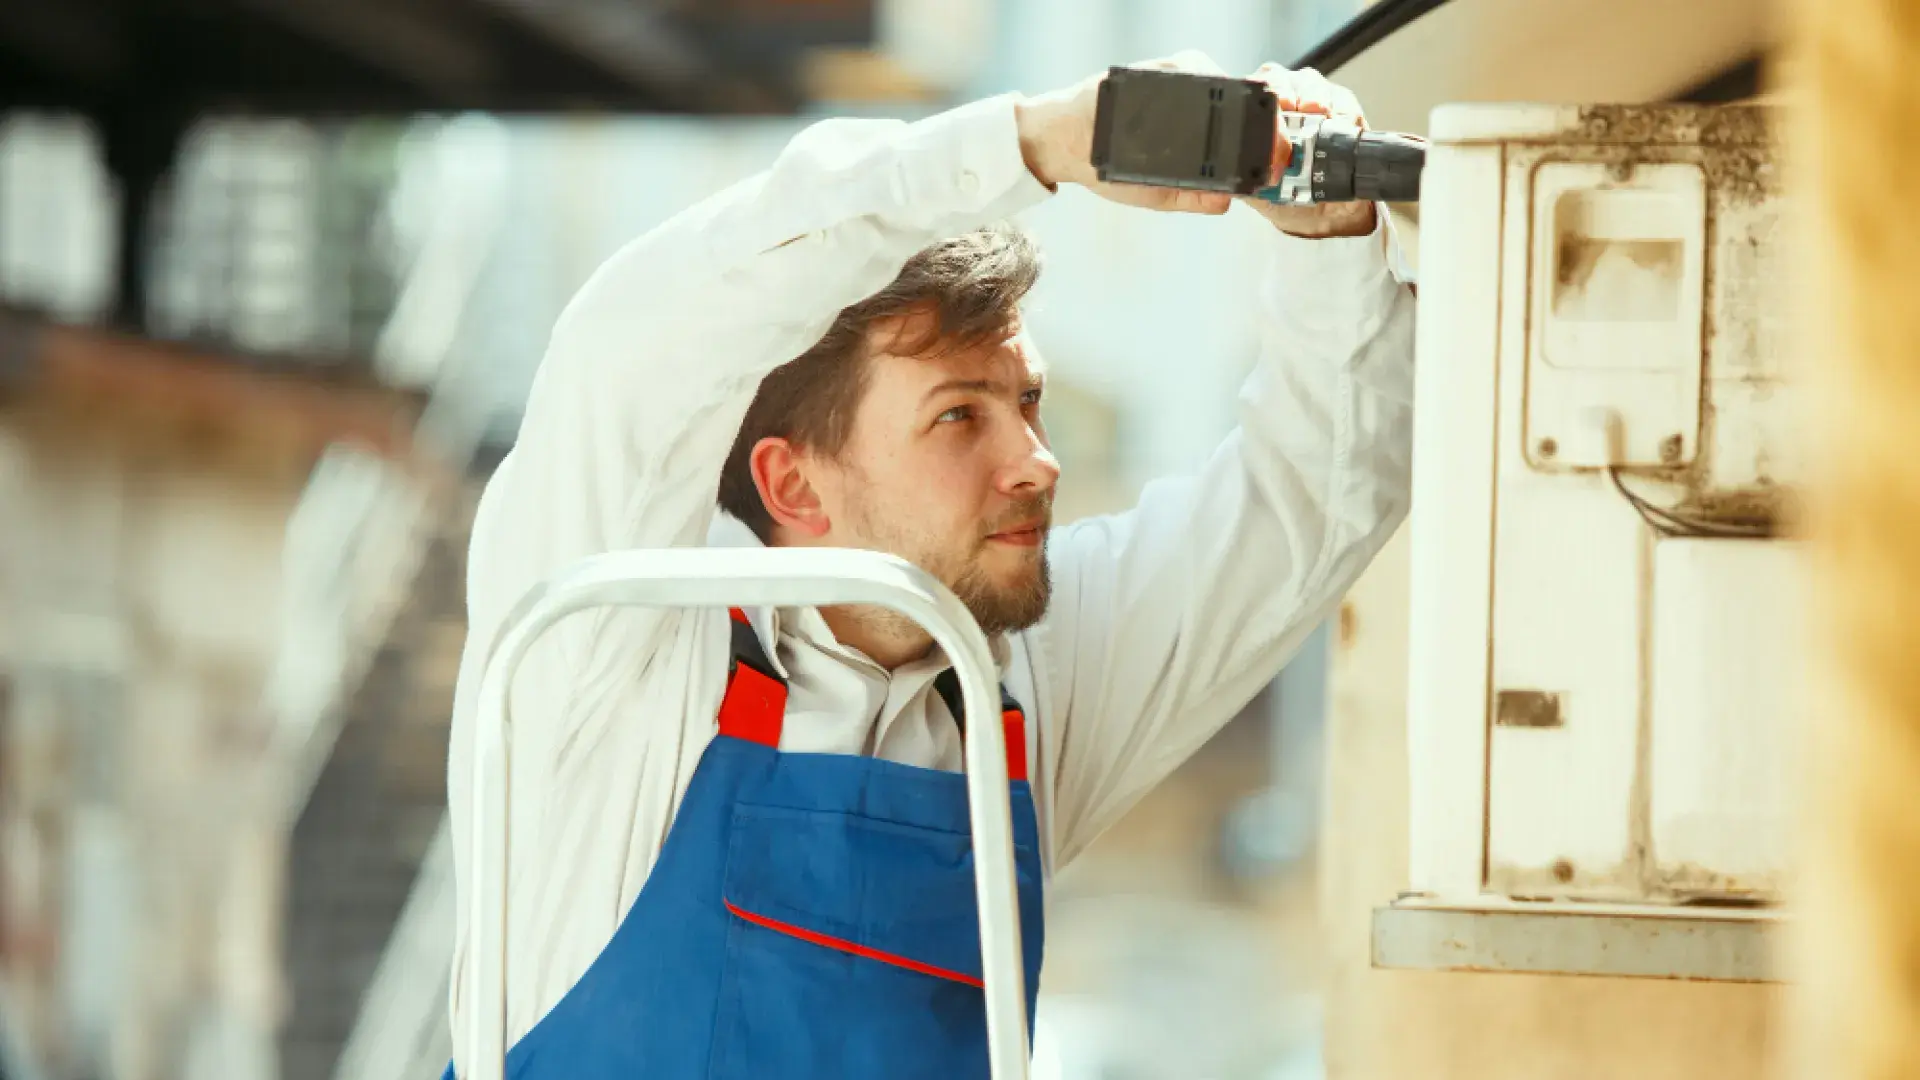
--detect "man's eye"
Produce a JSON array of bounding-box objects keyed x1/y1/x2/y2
[
  {"x1": 1021, "y1": 388, "x2": 1043, "y2": 407},
  {"x1": 937, "y1": 405, "x2": 971, "y2": 424}
]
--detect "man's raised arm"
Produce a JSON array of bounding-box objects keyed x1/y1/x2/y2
[{"x1": 1035, "y1": 64, "x2": 1417, "y2": 867}]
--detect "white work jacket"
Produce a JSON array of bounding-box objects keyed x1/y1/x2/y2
[{"x1": 444, "y1": 92, "x2": 1417, "y2": 1049}]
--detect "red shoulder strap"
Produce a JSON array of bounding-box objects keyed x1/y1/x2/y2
[
  {"x1": 999, "y1": 707, "x2": 1028, "y2": 783},
  {"x1": 931, "y1": 669, "x2": 1029, "y2": 783},
  {"x1": 717, "y1": 607, "x2": 786, "y2": 747}
]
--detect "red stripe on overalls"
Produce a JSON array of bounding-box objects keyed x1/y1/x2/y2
[{"x1": 721, "y1": 900, "x2": 985, "y2": 987}]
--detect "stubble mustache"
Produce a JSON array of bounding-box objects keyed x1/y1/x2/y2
[{"x1": 980, "y1": 493, "x2": 1055, "y2": 542}]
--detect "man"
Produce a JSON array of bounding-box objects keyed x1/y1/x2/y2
[{"x1": 443, "y1": 52, "x2": 1414, "y2": 1078}]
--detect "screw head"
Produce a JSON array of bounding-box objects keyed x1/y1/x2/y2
[{"x1": 1537, "y1": 438, "x2": 1558, "y2": 460}]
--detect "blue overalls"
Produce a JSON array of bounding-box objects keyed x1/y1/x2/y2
[{"x1": 447, "y1": 608, "x2": 1047, "y2": 1079}]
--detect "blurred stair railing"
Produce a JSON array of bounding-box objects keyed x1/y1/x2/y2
[
  {"x1": 266, "y1": 113, "x2": 511, "y2": 814},
  {"x1": 254, "y1": 115, "x2": 507, "y2": 1080},
  {"x1": 328, "y1": 822, "x2": 457, "y2": 1080}
]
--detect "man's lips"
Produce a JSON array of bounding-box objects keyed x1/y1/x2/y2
[{"x1": 987, "y1": 521, "x2": 1047, "y2": 547}]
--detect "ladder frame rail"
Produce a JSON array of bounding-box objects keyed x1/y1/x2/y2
[{"x1": 464, "y1": 546, "x2": 1031, "y2": 1080}]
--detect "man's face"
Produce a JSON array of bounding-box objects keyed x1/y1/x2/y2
[{"x1": 811, "y1": 321, "x2": 1061, "y2": 636}]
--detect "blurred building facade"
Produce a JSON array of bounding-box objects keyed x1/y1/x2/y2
[
  {"x1": 0, "y1": 104, "x2": 505, "y2": 1080},
  {"x1": 0, "y1": 316, "x2": 423, "y2": 1080}
]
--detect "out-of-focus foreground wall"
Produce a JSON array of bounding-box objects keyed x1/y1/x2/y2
[{"x1": 1790, "y1": 0, "x2": 1920, "y2": 1075}]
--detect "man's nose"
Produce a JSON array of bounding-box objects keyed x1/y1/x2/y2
[{"x1": 1001, "y1": 426, "x2": 1061, "y2": 495}]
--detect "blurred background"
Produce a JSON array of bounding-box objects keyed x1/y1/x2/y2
[{"x1": 0, "y1": 1, "x2": 1788, "y2": 1079}]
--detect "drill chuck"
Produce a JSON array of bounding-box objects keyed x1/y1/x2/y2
[{"x1": 1276, "y1": 116, "x2": 1426, "y2": 205}]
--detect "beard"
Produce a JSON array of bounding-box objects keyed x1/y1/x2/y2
[
  {"x1": 846, "y1": 492, "x2": 1053, "y2": 639},
  {"x1": 946, "y1": 540, "x2": 1052, "y2": 636}
]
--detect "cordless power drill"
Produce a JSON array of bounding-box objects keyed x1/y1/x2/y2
[{"x1": 1089, "y1": 66, "x2": 1426, "y2": 206}]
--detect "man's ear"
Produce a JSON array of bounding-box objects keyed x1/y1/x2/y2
[{"x1": 749, "y1": 437, "x2": 831, "y2": 540}]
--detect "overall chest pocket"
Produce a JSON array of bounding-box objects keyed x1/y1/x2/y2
[{"x1": 709, "y1": 802, "x2": 1041, "y2": 1080}]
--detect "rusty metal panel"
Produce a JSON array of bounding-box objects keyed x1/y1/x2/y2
[
  {"x1": 1524, "y1": 160, "x2": 1708, "y2": 470},
  {"x1": 1404, "y1": 137, "x2": 1504, "y2": 901},
  {"x1": 1648, "y1": 540, "x2": 1802, "y2": 900},
  {"x1": 1476, "y1": 104, "x2": 1797, "y2": 906},
  {"x1": 1493, "y1": 689, "x2": 1565, "y2": 729},
  {"x1": 1372, "y1": 899, "x2": 1781, "y2": 982}
]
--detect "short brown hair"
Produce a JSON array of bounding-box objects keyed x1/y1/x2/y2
[{"x1": 716, "y1": 223, "x2": 1042, "y2": 541}]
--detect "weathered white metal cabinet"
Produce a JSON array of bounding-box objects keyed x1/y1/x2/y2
[{"x1": 1377, "y1": 102, "x2": 1797, "y2": 981}]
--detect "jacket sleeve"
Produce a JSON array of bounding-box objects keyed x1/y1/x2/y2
[
  {"x1": 1040, "y1": 210, "x2": 1416, "y2": 867},
  {"x1": 457, "y1": 94, "x2": 1055, "y2": 785}
]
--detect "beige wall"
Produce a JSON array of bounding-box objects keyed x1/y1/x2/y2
[{"x1": 1320, "y1": 527, "x2": 1783, "y2": 1080}]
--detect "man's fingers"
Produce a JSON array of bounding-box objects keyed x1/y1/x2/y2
[
  {"x1": 1140, "y1": 50, "x2": 1228, "y2": 76},
  {"x1": 1138, "y1": 188, "x2": 1230, "y2": 215},
  {"x1": 1264, "y1": 94, "x2": 1325, "y2": 171},
  {"x1": 1251, "y1": 62, "x2": 1367, "y2": 125},
  {"x1": 1097, "y1": 181, "x2": 1230, "y2": 216},
  {"x1": 1161, "y1": 190, "x2": 1232, "y2": 215},
  {"x1": 1291, "y1": 65, "x2": 1367, "y2": 123},
  {"x1": 1250, "y1": 63, "x2": 1292, "y2": 100},
  {"x1": 1187, "y1": 191, "x2": 1233, "y2": 215}
]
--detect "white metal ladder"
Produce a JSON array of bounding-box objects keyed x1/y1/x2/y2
[{"x1": 465, "y1": 546, "x2": 1032, "y2": 1080}]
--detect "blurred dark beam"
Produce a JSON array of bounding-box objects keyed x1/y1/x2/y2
[
  {"x1": 0, "y1": 0, "x2": 869, "y2": 116},
  {"x1": 0, "y1": 0, "x2": 127, "y2": 86},
  {"x1": 98, "y1": 105, "x2": 187, "y2": 331},
  {"x1": 127, "y1": 3, "x2": 466, "y2": 114},
  {"x1": 229, "y1": 0, "x2": 500, "y2": 102},
  {"x1": 472, "y1": 0, "x2": 761, "y2": 111},
  {"x1": 0, "y1": 0, "x2": 865, "y2": 339},
  {"x1": 476, "y1": 0, "x2": 721, "y2": 104},
  {"x1": 692, "y1": 0, "x2": 876, "y2": 51}
]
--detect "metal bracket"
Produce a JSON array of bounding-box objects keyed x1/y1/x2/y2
[{"x1": 1372, "y1": 896, "x2": 1783, "y2": 982}]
